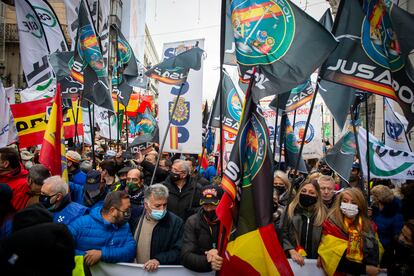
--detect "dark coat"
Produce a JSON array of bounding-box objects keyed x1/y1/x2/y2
[
  {"x1": 130, "y1": 207, "x2": 184, "y2": 264},
  {"x1": 180, "y1": 208, "x2": 219, "y2": 272},
  {"x1": 141, "y1": 160, "x2": 169, "y2": 186},
  {"x1": 163, "y1": 175, "x2": 202, "y2": 221}
]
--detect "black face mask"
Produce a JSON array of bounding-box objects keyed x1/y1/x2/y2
[
  {"x1": 39, "y1": 194, "x2": 56, "y2": 210},
  {"x1": 274, "y1": 186, "x2": 286, "y2": 195},
  {"x1": 299, "y1": 194, "x2": 317, "y2": 208},
  {"x1": 170, "y1": 172, "x2": 181, "y2": 182},
  {"x1": 204, "y1": 209, "x2": 217, "y2": 222},
  {"x1": 320, "y1": 168, "x2": 333, "y2": 176}
]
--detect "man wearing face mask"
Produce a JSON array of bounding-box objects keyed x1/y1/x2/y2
[
  {"x1": 126, "y1": 168, "x2": 146, "y2": 208},
  {"x1": 40, "y1": 176, "x2": 87, "y2": 225},
  {"x1": 0, "y1": 147, "x2": 29, "y2": 211},
  {"x1": 129, "y1": 184, "x2": 183, "y2": 271},
  {"x1": 66, "y1": 150, "x2": 86, "y2": 186},
  {"x1": 25, "y1": 164, "x2": 51, "y2": 207},
  {"x1": 68, "y1": 191, "x2": 136, "y2": 266},
  {"x1": 83, "y1": 170, "x2": 108, "y2": 208},
  {"x1": 181, "y1": 185, "x2": 224, "y2": 272},
  {"x1": 163, "y1": 159, "x2": 202, "y2": 221}
]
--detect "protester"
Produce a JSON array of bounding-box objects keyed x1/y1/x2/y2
[
  {"x1": 348, "y1": 162, "x2": 365, "y2": 192},
  {"x1": 317, "y1": 159, "x2": 333, "y2": 176},
  {"x1": 0, "y1": 183, "x2": 15, "y2": 238},
  {"x1": 40, "y1": 176, "x2": 88, "y2": 225},
  {"x1": 130, "y1": 184, "x2": 183, "y2": 271},
  {"x1": 80, "y1": 160, "x2": 93, "y2": 174},
  {"x1": 25, "y1": 164, "x2": 51, "y2": 207},
  {"x1": 185, "y1": 157, "x2": 209, "y2": 186},
  {"x1": 83, "y1": 170, "x2": 108, "y2": 208},
  {"x1": 1, "y1": 205, "x2": 73, "y2": 276},
  {"x1": 181, "y1": 184, "x2": 223, "y2": 272},
  {"x1": 159, "y1": 158, "x2": 172, "y2": 172},
  {"x1": 66, "y1": 150, "x2": 86, "y2": 186},
  {"x1": 163, "y1": 159, "x2": 202, "y2": 221},
  {"x1": 281, "y1": 180, "x2": 327, "y2": 266},
  {"x1": 68, "y1": 191, "x2": 136, "y2": 265},
  {"x1": 400, "y1": 180, "x2": 414, "y2": 221},
  {"x1": 273, "y1": 171, "x2": 294, "y2": 229},
  {"x1": 126, "y1": 168, "x2": 146, "y2": 208},
  {"x1": 389, "y1": 219, "x2": 414, "y2": 276},
  {"x1": 20, "y1": 150, "x2": 34, "y2": 170},
  {"x1": 0, "y1": 147, "x2": 29, "y2": 211},
  {"x1": 318, "y1": 175, "x2": 337, "y2": 209},
  {"x1": 135, "y1": 151, "x2": 170, "y2": 185},
  {"x1": 370, "y1": 185, "x2": 404, "y2": 268},
  {"x1": 202, "y1": 156, "x2": 217, "y2": 183},
  {"x1": 317, "y1": 188, "x2": 384, "y2": 276},
  {"x1": 118, "y1": 166, "x2": 132, "y2": 189},
  {"x1": 99, "y1": 159, "x2": 122, "y2": 191}
]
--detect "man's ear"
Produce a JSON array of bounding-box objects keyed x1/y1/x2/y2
[{"x1": 3, "y1": 160, "x2": 10, "y2": 168}]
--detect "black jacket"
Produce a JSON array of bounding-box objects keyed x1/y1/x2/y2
[
  {"x1": 180, "y1": 208, "x2": 219, "y2": 272},
  {"x1": 130, "y1": 207, "x2": 184, "y2": 265},
  {"x1": 141, "y1": 160, "x2": 169, "y2": 186},
  {"x1": 163, "y1": 175, "x2": 202, "y2": 221}
]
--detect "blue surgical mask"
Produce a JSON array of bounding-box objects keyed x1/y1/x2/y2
[{"x1": 150, "y1": 209, "x2": 166, "y2": 220}]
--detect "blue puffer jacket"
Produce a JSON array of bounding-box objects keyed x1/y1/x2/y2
[
  {"x1": 71, "y1": 169, "x2": 87, "y2": 186},
  {"x1": 68, "y1": 206, "x2": 136, "y2": 263},
  {"x1": 52, "y1": 200, "x2": 88, "y2": 226}
]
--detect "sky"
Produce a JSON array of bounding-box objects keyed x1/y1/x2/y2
[{"x1": 145, "y1": 0, "x2": 331, "y2": 103}]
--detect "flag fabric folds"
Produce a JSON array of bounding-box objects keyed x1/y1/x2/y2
[
  {"x1": 325, "y1": 123, "x2": 357, "y2": 183},
  {"x1": 320, "y1": 0, "x2": 414, "y2": 131},
  {"x1": 112, "y1": 25, "x2": 139, "y2": 107},
  {"x1": 145, "y1": 46, "x2": 204, "y2": 85},
  {"x1": 0, "y1": 83, "x2": 18, "y2": 148},
  {"x1": 284, "y1": 116, "x2": 307, "y2": 173},
  {"x1": 384, "y1": 99, "x2": 411, "y2": 152},
  {"x1": 216, "y1": 79, "x2": 293, "y2": 276},
  {"x1": 39, "y1": 84, "x2": 68, "y2": 182},
  {"x1": 71, "y1": 0, "x2": 113, "y2": 111},
  {"x1": 231, "y1": 0, "x2": 337, "y2": 93}
]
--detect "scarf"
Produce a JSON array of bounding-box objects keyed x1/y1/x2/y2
[{"x1": 344, "y1": 216, "x2": 364, "y2": 263}]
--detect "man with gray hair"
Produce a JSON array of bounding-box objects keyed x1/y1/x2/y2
[
  {"x1": 163, "y1": 159, "x2": 202, "y2": 221},
  {"x1": 130, "y1": 183, "x2": 183, "y2": 271},
  {"x1": 40, "y1": 176, "x2": 87, "y2": 225},
  {"x1": 318, "y1": 175, "x2": 337, "y2": 209}
]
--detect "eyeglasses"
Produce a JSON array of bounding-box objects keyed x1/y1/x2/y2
[
  {"x1": 115, "y1": 207, "x2": 131, "y2": 217},
  {"x1": 126, "y1": 177, "x2": 140, "y2": 182}
]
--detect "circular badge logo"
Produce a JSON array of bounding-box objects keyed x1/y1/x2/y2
[
  {"x1": 33, "y1": 6, "x2": 57, "y2": 27},
  {"x1": 78, "y1": 25, "x2": 106, "y2": 77},
  {"x1": 293, "y1": 121, "x2": 314, "y2": 145},
  {"x1": 232, "y1": 0, "x2": 295, "y2": 66},
  {"x1": 385, "y1": 120, "x2": 404, "y2": 141},
  {"x1": 361, "y1": 1, "x2": 403, "y2": 72},
  {"x1": 227, "y1": 89, "x2": 242, "y2": 121}
]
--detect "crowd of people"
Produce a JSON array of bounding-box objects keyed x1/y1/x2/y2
[{"x1": 0, "y1": 141, "x2": 413, "y2": 276}]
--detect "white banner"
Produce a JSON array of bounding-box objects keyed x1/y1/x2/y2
[
  {"x1": 5, "y1": 85, "x2": 15, "y2": 104},
  {"x1": 384, "y1": 99, "x2": 411, "y2": 152},
  {"x1": 121, "y1": 0, "x2": 146, "y2": 62},
  {"x1": 359, "y1": 127, "x2": 414, "y2": 180},
  {"x1": 158, "y1": 39, "x2": 204, "y2": 154},
  {"x1": 94, "y1": 105, "x2": 118, "y2": 140},
  {"x1": 90, "y1": 260, "x2": 362, "y2": 276},
  {"x1": 81, "y1": 106, "x2": 92, "y2": 145},
  {"x1": 20, "y1": 78, "x2": 55, "y2": 103},
  {"x1": 0, "y1": 83, "x2": 18, "y2": 147},
  {"x1": 15, "y1": 0, "x2": 54, "y2": 87},
  {"x1": 31, "y1": 0, "x2": 68, "y2": 52},
  {"x1": 287, "y1": 103, "x2": 323, "y2": 160}
]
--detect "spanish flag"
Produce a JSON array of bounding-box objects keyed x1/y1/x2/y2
[
  {"x1": 169, "y1": 126, "x2": 178, "y2": 150},
  {"x1": 39, "y1": 84, "x2": 68, "y2": 182},
  {"x1": 216, "y1": 78, "x2": 293, "y2": 276}
]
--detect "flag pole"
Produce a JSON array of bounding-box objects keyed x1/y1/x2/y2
[
  {"x1": 219, "y1": 0, "x2": 226, "y2": 177},
  {"x1": 332, "y1": 117, "x2": 335, "y2": 145},
  {"x1": 293, "y1": 84, "x2": 319, "y2": 175},
  {"x1": 278, "y1": 114, "x2": 286, "y2": 170},
  {"x1": 149, "y1": 83, "x2": 185, "y2": 186},
  {"x1": 272, "y1": 94, "x2": 280, "y2": 164},
  {"x1": 88, "y1": 102, "x2": 96, "y2": 169},
  {"x1": 292, "y1": 109, "x2": 297, "y2": 130},
  {"x1": 382, "y1": 97, "x2": 386, "y2": 143},
  {"x1": 365, "y1": 96, "x2": 371, "y2": 203},
  {"x1": 125, "y1": 112, "x2": 129, "y2": 148}
]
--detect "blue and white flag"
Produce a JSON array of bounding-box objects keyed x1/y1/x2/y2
[{"x1": 384, "y1": 99, "x2": 411, "y2": 152}]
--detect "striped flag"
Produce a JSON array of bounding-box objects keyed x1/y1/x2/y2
[
  {"x1": 169, "y1": 126, "x2": 178, "y2": 150},
  {"x1": 39, "y1": 84, "x2": 68, "y2": 182},
  {"x1": 216, "y1": 78, "x2": 293, "y2": 276}
]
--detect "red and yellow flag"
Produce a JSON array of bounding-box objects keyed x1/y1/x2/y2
[
  {"x1": 169, "y1": 126, "x2": 178, "y2": 150},
  {"x1": 216, "y1": 79, "x2": 293, "y2": 276},
  {"x1": 39, "y1": 84, "x2": 68, "y2": 182}
]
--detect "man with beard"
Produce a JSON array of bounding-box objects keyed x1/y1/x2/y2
[
  {"x1": 181, "y1": 184, "x2": 223, "y2": 272},
  {"x1": 126, "y1": 169, "x2": 146, "y2": 208},
  {"x1": 68, "y1": 191, "x2": 136, "y2": 266},
  {"x1": 163, "y1": 160, "x2": 202, "y2": 221},
  {"x1": 66, "y1": 150, "x2": 86, "y2": 186},
  {"x1": 25, "y1": 164, "x2": 51, "y2": 207}
]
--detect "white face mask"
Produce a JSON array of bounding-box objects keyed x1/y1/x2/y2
[{"x1": 340, "y1": 202, "x2": 359, "y2": 218}]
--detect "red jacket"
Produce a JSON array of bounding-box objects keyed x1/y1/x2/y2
[{"x1": 0, "y1": 166, "x2": 29, "y2": 211}]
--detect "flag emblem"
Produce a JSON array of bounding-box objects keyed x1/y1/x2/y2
[
  {"x1": 169, "y1": 98, "x2": 190, "y2": 124},
  {"x1": 293, "y1": 121, "x2": 314, "y2": 145},
  {"x1": 361, "y1": 0, "x2": 403, "y2": 71},
  {"x1": 231, "y1": 0, "x2": 295, "y2": 65},
  {"x1": 227, "y1": 89, "x2": 242, "y2": 122},
  {"x1": 77, "y1": 25, "x2": 105, "y2": 76}
]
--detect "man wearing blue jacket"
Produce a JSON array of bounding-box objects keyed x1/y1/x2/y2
[{"x1": 68, "y1": 191, "x2": 136, "y2": 266}]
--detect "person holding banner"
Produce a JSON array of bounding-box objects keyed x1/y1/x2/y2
[{"x1": 318, "y1": 188, "x2": 384, "y2": 276}]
